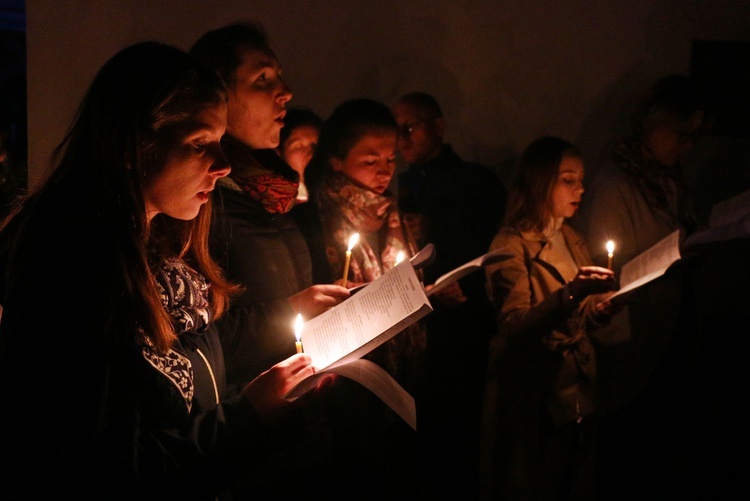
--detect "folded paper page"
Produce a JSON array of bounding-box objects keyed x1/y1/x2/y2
[
  {"x1": 286, "y1": 359, "x2": 417, "y2": 430},
  {"x1": 427, "y1": 248, "x2": 513, "y2": 296}
]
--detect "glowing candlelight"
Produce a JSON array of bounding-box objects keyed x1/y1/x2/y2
[
  {"x1": 396, "y1": 251, "x2": 406, "y2": 264},
  {"x1": 606, "y1": 240, "x2": 615, "y2": 270},
  {"x1": 294, "y1": 313, "x2": 304, "y2": 353},
  {"x1": 342, "y1": 233, "x2": 359, "y2": 288}
]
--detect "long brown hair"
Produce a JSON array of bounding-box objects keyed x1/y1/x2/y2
[
  {"x1": 505, "y1": 136, "x2": 582, "y2": 233},
  {"x1": 2, "y1": 42, "x2": 236, "y2": 354}
]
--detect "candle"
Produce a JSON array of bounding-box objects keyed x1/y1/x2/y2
[
  {"x1": 294, "y1": 313, "x2": 304, "y2": 353},
  {"x1": 395, "y1": 251, "x2": 406, "y2": 264},
  {"x1": 606, "y1": 240, "x2": 615, "y2": 270},
  {"x1": 342, "y1": 233, "x2": 359, "y2": 288}
]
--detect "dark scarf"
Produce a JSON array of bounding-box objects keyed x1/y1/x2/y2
[
  {"x1": 613, "y1": 137, "x2": 695, "y2": 230},
  {"x1": 221, "y1": 134, "x2": 300, "y2": 214},
  {"x1": 315, "y1": 169, "x2": 416, "y2": 283}
]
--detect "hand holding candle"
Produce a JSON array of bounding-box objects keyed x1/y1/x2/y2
[
  {"x1": 606, "y1": 240, "x2": 615, "y2": 270},
  {"x1": 342, "y1": 232, "x2": 359, "y2": 288},
  {"x1": 395, "y1": 251, "x2": 405, "y2": 264},
  {"x1": 294, "y1": 313, "x2": 304, "y2": 353}
]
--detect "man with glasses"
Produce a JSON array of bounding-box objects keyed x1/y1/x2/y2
[{"x1": 392, "y1": 91, "x2": 507, "y2": 498}]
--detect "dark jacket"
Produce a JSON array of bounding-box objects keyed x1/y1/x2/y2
[
  {"x1": 397, "y1": 144, "x2": 506, "y2": 498},
  {"x1": 210, "y1": 148, "x2": 313, "y2": 395},
  {"x1": 398, "y1": 144, "x2": 506, "y2": 284},
  {"x1": 0, "y1": 192, "x2": 265, "y2": 500}
]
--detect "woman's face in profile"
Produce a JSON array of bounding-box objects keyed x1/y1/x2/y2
[
  {"x1": 142, "y1": 101, "x2": 231, "y2": 221},
  {"x1": 330, "y1": 129, "x2": 397, "y2": 194},
  {"x1": 550, "y1": 155, "x2": 585, "y2": 220},
  {"x1": 643, "y1": 110, "x2": 704, "y2": 167}
]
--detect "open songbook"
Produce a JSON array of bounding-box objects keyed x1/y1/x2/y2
[
  {"x1": 682, "y1": 188, "x2": 750, "y2": 250},
  {"x1": 285, "y1": 258, "x2": 433, "y2": 429},
  {"x1": 610, "y1": 188, "x2": 750, "y2": 302},
  {"x1": 346, "y1": 243, "x2": 436, "y2": 296},
  {"x1": 427, "y1": 248, "x2": 513, "y2": 296},
  {"x1": 611, "y1": 229, "x2": 682, "y2": 300}
]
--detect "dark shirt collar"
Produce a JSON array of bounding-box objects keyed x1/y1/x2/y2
[{"x1": 407, "y1": 144, "x2": 461, "y2": 173}]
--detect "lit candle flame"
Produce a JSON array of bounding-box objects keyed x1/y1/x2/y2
[
  {"x1": 606, "y1": 240, "x2": 615, "y2": 256},
  {"x1": 347, "y1": 233, "x2": 360, "y2": 251},
  {"x1": 294, "y1": 313, "x2": 303, "y2": 342},
  {"x1": 342, "y1": 233, "x2": 360, "y2": 288},
  {"x1": 396, "y1": 251, "x2": 405, "y2": 264},
  {"x1": 606, "y1": 240, "x2": 615, "y2": 270},
  {"x1": 294, "y1": 313, "x2": 304, "y2": 353}
]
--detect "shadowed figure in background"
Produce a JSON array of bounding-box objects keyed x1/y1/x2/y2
[
  {"x1": 571, "y1": 77, "x2": 713, "y2": 490},
  {"x1": 392, "y1": 91, "x2": 507, "y2": 498},
  {"x1": 575, "y1": 74, "x2": 710, "y2": 272},
  {"x1": 278, "y1": 107, "x2": 322, "y2": 205}
]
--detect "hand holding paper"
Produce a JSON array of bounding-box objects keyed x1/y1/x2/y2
[
  {"x1": 241, "y1": 353, "x2": 315, "y2": 423},
  {"x1": 427, "y1": 280, "x2": 467, "y2": 306}
]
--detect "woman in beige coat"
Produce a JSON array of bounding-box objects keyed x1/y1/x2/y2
[{"x1": 481, "y1": 137, "x2": 617, "y2": 500}]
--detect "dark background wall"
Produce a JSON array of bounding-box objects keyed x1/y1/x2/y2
[
  {"x1": 0, "y1": 0, "x2": 25, "y2": 209},
  {"x1": 25, "y1": 0, "x2": 750, "y2": 194}
]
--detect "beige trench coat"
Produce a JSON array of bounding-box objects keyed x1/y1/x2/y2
[{"x1": 480, "y1": 223, "x2": 605, "y2": 500}]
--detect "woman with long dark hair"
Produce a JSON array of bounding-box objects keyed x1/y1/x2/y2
[{"x1": 0, "y1": 41, "x2": 316, "y2": 499}]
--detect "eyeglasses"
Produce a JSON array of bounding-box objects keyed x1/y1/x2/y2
[{"x1": 398, "y1": 118, "x2": 436, "y2": 139}]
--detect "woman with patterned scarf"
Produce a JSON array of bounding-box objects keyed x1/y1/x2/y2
[
  {"x1": 0, "y1": 42, "x2": 321, "y2": 499},
  {"x1": 290, "y1": 98, "x2": 427, "y2": 497},
  {"x1": 576, "y1": 74, "x2": 709, "y2": 271},
  {"x1": 299, "y1": 98, "x2": 427, "y2": 395}
]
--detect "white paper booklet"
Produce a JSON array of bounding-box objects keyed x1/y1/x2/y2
[
  {"x1": 612, "y1": 229, "x2": 681, "y2": 298},
  {"x1": 302, "y1": 259, "x2": 432, "y2": 370},
  {"x1": 285, "y1": 259, "x2": 432, "y2": 429}
]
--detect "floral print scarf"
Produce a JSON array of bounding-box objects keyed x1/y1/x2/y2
[{"x1": 315, "y1": 170, "x2": 416, "y2": 283}]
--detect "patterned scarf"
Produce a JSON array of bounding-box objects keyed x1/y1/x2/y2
[
  {"x1": 612, "y1": 137, "x2": 695, "y2": 230},
  {"x1": 221, "y1": 135, "x2": 300, "y2": 214},
  {"x1": 154, "y1": 257, "x2": 212, "y2": 335},
  {"x1": 315, "y1": 170, "x2": 416, "y2": 283},
  {"x1": 140, "y1": 258, "x2": 214, "y2": 413}
]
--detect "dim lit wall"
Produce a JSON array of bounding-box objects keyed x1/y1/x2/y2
[{"x1": 26, "y1": 0, "x2": 750, "y2": 189}]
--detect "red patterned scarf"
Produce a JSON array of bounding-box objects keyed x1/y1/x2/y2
[{"x1": 221, "y1": 135, "x2": 300, "y2": 214}]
